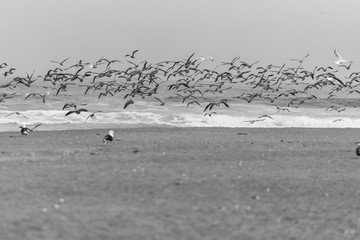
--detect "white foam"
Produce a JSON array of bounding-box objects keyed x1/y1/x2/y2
[{"x1": 0, "y1": 105, "x2": 359, "y2": 132}]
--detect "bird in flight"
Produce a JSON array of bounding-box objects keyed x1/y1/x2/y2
[
  {"x1": 125, "y1": 50, "x2": 139, "y2": 59},
  {"x1": 124, "y1": 99, "x2": 134, "y2": 109},
  {"x1": 334, "y1": 49, "x2": 347, "y2": 65},
  {"x1": 50, "y1": 57, "x2": 69, "y2": 66},
  {"x1": 258, "y1": 115, "x2": 274, "y2": 120},
  {"x1": 65, "y1": 108, "x2": 88, "y2": 116},
  {"x1": 62, "y1": 103, "x2": 87, "y2": 110},
  {"x1": 24, "y1": 92, "x2": 50, "y2": 104},
  {"x1": 84, "y1": 111, "x2": 102, "y2": 122},
  {"x1": 5, "y1": 112, "x2": 29, "y2": 119},
  {"x1": 154, "y1": 97, "x2": 169, "y2": 106},
  {"x1": 196, "y1": 56, "x2": 214, "y2": 62},
  {"x1": 243, "y1": 118, "x2": 266, "y2": 124},
  {"x1": 2, "y1": 68, "x2": 16, "y2": 77}
]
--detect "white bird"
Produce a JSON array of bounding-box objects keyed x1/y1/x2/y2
[
  {"x1": 103, "y1": 130, "x2": 114, "y2": 144},
  {"x1": 334, "y1": 49, "x2": 347, "y2": 65},
  {"x1": 196, "y1": 56, "x2": 214, "y2": 62},
  {"x1": 19, "y1": 123, "x2": 42, "y2": 136}
]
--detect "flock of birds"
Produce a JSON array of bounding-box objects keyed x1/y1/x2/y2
[{"x1": 0, "y1": 49, "x2": 359, "y2": 142}]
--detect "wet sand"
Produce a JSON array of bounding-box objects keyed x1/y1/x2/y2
[{"x1": 0, "y1": 127, "x2": 360, "y2": 239}]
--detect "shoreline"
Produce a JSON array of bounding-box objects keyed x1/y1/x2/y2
[{"x1": 3, "y1": 124, "x2": 360, "y2": 134}]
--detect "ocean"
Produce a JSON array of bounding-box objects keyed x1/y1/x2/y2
[{"x1": 0, "y1": 57, "x2": 359, "y2": 132}]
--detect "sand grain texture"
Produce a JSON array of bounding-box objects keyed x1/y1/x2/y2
[{"x1": 0, "y1": 127, "x2": 360, "y2": 239}]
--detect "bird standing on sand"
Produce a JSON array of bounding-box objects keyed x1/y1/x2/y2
[
  {"x1": 356, "y1": 142, "x2": 360, "y2": 156},
  {"x1": 19, "y1": 123, "x2": 42, "y2": 136},
  {"x1": 103, "y1": 130, "x2": 114, "y2": 144}
]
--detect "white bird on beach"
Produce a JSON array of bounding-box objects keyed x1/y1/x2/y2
[
  {"x1": 334, "y1": 49, "x2": 347, "y2": 65},
  {"x1": 19, "y1": 123, "x2": 42, "y2": 136},
  {"x1": 103, "y1": 130, "x2": 114, "y2": 144}
]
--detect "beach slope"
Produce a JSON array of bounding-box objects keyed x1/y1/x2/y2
[{"x1": 0, "y1": 127, "x2": 360, "y2": 239}]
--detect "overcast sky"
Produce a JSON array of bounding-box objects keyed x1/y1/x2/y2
[{"x1": 1, "y1": 0, "x2": 359, "y2": 75}]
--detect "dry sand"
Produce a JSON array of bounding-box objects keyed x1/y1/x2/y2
[{"x1": 0, "y1": 127, "x2": 360, "y2": 239}]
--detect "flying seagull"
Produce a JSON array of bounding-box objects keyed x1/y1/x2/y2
[
  {"x1": 25, "y1": 92, "x2": 50, "y2": 104},
  {"x1": 84, "y1": 111, "x2": 102, "y2": 122},
  {"x1": 5, "y1": 112, "x2": 29, "y2": 119},
  {"x1": 125, "y1": 50, "x2": 139, "y2": 59},
  {"x1": 65, "y1": 108, "x2": 88, "y2": 116},
  {"x1": 334, "y1": 49, "x2": 347, "y2": 65}
]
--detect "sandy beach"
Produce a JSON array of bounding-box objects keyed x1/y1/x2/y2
[{"x1": 0, "y1": 127, "x2": 360, "y2": 239}]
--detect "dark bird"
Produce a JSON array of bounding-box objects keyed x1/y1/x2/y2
[
  {"x1": 19, "y1": 123, "x2": 42, "y2": 136},
  {"x1": 98, "y1": 90, "x2": 114, "y2": 99},
  {"x1": 124, "y1": 99, "x2": 134, "y2": 109},
  {"x1": 62, "y1": 103, "x2": 77, "y2": 110},
  {"x1": 5, "y1": 112, "x2": 29, "y2": 119},
  {"x1": 50, "y1": 57, "x2": 69, "y2": 66},
  {"x1": 103, "y1": 130, "x2": 114, "y2": 144},
  {"x1": 333, "y1": 118, "x2": 344, "y2": 123},
  {"x1": 273, "y1": 104, "x2": 290, "y2": 112},
  {"x1": 2, "y1": 68, "x2": 16, "y2": 77},
  {"x1": 258, "y1": 115, "x2": 274, "y2": 120},
  {"x1": 186, "y1": 101, "x2": 201, "y2": 108},
  {"x1": 154, "y1": 97, "x2": 169, "y2": 106},
  {"x1": 62, "y1": 103, "x2": 87, "y2": 111},
  {"x1": 65, "y1": 108, "x2": 88, "y2": 116},
  {"x1": 203, "y1": 100, "x2": 229, "y2": 112},
  {"x1": 56, "y1": 82, "x2": 76, "y2": 95},
  {"x1": 356, "y1": 142, "x2": 360, "y2": 156},
  {"x1": 84, "y1": 111, "x2": 102, "y2": 123},
  {"x1": 0, "y1": 63, "x2": 8, "y2": 68},
  {"x1": 338, "y1": 61, "x2": 354, "y2": 70},
  {"x1": 25, "y1": 92, "x2": 50, "y2": 104},
  {"x1": 98, "y1": 57, "x2": 122, "y2": 68},
  {"x1": 125, "y1": 50, "x2": 139, "y2": 59},
  {"x1": 204, "y1": 112, "x2": 217, "y2": 117}
]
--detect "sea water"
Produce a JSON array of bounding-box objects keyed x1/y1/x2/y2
[{"x1": 0, "y1": 77, "x2": 359, "y2": 132}]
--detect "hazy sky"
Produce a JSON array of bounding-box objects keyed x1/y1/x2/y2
[{"x1": 1, "y1": 0, "x2": 359, "y2": 75}]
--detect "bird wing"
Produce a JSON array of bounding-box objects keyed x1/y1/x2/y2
[
  {"x1": 334, "y1": 49, "x2": 344, "y2": 61},
  {"x1": 25, "y1": 93, "x2": 40, "y2": 99},
  {"x1": 30, "y1": 124, "x2": 42, "y2": 131},
  {"x1": 65, "y1": 110, "x2": 75, "y2": 116},
  {"x1": 124, "y1": 100, "x2": 134, "y2": 109},
  {"x1": 154, "y1": 97, "x2": 163, "y2": 103},
  {"x1": 20, "y1": 113, "x2": 29, "y2": 119},
  {"x1": 84, "y1": 115, "x2": 92, "y2": 122},
  {"x1": 62, "y1": 103, "x2": 70, "y2": 110},
  {"x1": 4, "y1": 112, "x2": 14, "y2": 117},
  {"x1": 24, "y1": 94, "x2": 32, "y2": 99}
]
